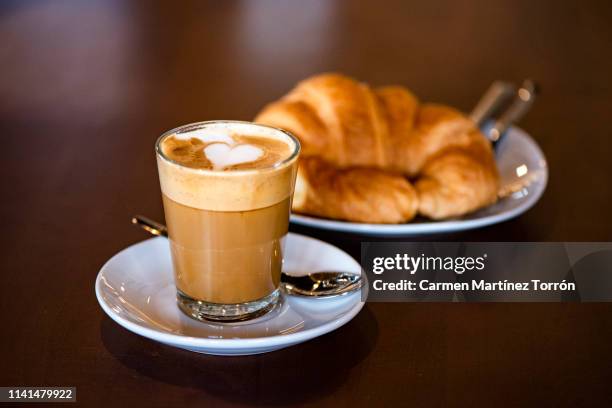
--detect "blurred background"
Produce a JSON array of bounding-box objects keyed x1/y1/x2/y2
[
  {"x1": 3, "y1": 1, "x2": 612, "y2": 406},
  {"x1": 2, "y1": 0, "x2": 611, "y2": 245}
]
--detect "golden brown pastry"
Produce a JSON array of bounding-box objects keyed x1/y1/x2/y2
[
  {"x1": 416, "y1": 139, "x2": 499, "y2": 219},
  {"x1": 255, "y1": 73, "x2": 499, "y2": 221},
  {"x1": 293, "y1": 157, "x2": 419, "y2": 223}
]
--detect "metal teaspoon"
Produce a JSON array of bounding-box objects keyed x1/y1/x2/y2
[{"x1": 131, "y1": 215, "x2": 364, "y2": 298}]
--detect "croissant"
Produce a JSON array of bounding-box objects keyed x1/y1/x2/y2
[
  {"x1": 255, "y1": 73, "x2": 499, "y2": 221},
  {"x1": 294, "y1": 157, "x2": 419, "y2": 223}
]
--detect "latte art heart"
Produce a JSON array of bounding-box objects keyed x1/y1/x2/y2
[{"x1": 204, "y1": 143, "x2": 264, "y2": 170}]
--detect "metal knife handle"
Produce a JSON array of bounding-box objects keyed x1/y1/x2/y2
[
  {"x1": 469, "y1": 80, "x2": 516, "y2": 126},
  {"x1": 488, "y1": 79, "x2": 539, "y2": 147}
]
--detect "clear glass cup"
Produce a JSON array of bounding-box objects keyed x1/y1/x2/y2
[{"x1": 155, "y1": 121, "x2": 300, "y2": 322}]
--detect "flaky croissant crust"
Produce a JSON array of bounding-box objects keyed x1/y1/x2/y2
[{"x1": 256, "y1": 73, "x2": 499, "y2": 222}]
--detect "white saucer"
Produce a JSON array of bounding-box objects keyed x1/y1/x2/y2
[
  {"x1": 290, "y1": 126, "x2": 548, "y2": 236},
  {"x1": 95, "y1": 233, "x2": 365, "y2": 356}
]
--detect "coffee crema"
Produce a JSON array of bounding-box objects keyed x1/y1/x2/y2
[{"x1": 160, "y1": 131, "x2": 292, "y2": 171}]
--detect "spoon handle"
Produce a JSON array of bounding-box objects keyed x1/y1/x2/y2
[
  {"x1": 132, "y1": 215, "x2": 168, "y2": 237},
  {"x1": 469, "y1": 80, "x2": 516, "y2": 127},
  {"x1": 487, "y1": 79, "x2": 539, "y2": 148}
]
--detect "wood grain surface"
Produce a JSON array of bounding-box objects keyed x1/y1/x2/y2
[{"x1": 1, "y1": 1, "x2": 611, "y2": 406}]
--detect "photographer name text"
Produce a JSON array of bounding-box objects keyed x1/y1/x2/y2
[
  {"x1": 373, "y1": 279, "x2": 575, "y2": 292},
  {"x1": 371, "y1": 254, "x2": 576, "y2": 292}
]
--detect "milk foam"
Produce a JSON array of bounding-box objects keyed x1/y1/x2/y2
[
  {"x1": 157, "y1": 121, "x2": 299, "y2": 211},
  {"x1": 204, "y1": 143, "x2": 264, "y2": 170}
]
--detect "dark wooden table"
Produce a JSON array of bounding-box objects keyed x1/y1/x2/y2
[{"x1": 2, "y1": 1, "x2": 612, "y2": 406}]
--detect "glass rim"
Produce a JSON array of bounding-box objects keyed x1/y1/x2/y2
[{"x1": 155, "y1": 120, "x2": 301, "y2": 175}]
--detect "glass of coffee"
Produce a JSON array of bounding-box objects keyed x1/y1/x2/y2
[{"x1": 155, "y1": 121, "x2": 300, "y2": 322}]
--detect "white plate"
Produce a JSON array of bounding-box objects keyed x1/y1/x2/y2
[
  {"x1": 290, "y1": 126, "x2": 548, "y2": 236},
  {"x1": 95, "y1": 233, "x2": 365, "y2": 356}
]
